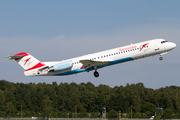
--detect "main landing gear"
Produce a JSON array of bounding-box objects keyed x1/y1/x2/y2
[
  {"x1": 94, "y1": 70, "x2": 99, "y2": 77},
  {"x1": 93, "y1": 65, "x2": 99, "y2": 77}
]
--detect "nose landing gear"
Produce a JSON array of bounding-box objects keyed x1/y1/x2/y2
[
  {"x1": 94, "y1": 71, "x2": 99, "y2": 77},
  {"x1": 159, "y1": 57, "x2": 163, "y2": 61}
]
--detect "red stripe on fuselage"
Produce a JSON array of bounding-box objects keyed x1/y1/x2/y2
[{"x1": 25, "y1": 62, "x2": 45, "y2": 71}]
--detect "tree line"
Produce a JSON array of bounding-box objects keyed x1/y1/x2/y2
[{"x1": 0, "y1": 80, "x2": 180, "y2": 118}]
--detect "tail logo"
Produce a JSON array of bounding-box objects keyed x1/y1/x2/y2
[{"x1": 24, "y1": 57, "x2": 31, "y2": 65}]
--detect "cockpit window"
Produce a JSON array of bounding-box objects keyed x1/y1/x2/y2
[{"x1": 161, "y1": 40, "x2": 168, "y2": 44}]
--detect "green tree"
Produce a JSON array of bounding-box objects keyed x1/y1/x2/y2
[
  {"x1": 141, "y1": 102, "x2": 156, "y2": 113},
  {"x1": 107, "y1": 109, "x2": 118, "y2": 118},
  {"x1": 78, "y1": 112, "x2": 88, "y2": 118},
  {"x1": 163, "y1": 108, "x2": 172, "y2": 119},
  {"x1": 5, "y1": 102, "x2": 16, "y2": 117},
  {"x1": 0, "y1": 90, "x2": 5, "y2": 111},
  {"x1": 42, "y1": 95, "x2": 52, "y2": 117}
]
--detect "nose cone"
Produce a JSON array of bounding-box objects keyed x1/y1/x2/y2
[
  {"x1": 165, "y1": 42, "x2": 176, "y2": 51},
  {"x1": 171, "y1": 42, "x2": 176, "y2": 49},
  {"x1": 173, "y1": 43, "x2": 177, "y2": 48}
]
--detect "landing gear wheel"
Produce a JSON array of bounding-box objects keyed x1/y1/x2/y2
[
  {"x1": 159, "y1": 57, "x2": 163, "y2": 61},
  {"x1": 94, "y1": 71, "x2": 99, "y2": 77}
]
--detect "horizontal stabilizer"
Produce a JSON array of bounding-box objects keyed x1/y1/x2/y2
[{"x1": 6, "y1": 55, "x2": 25, "y2": 60}]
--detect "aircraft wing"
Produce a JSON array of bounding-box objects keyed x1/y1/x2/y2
[{"x1": 80, "y1": 59, "x2": 112, "y2": 70}]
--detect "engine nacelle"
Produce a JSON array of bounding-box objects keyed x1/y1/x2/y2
[{"x1": 49, "y1": 60, "x2": 72, "y2": 72}]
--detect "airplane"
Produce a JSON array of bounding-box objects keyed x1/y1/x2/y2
[{"x1": 7, "y1": 39, "x2": 176, "y2": 77}]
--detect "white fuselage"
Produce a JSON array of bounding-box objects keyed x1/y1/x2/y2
[{"x1": 24, "y1": 39, "x2": 176, "y2": 77}]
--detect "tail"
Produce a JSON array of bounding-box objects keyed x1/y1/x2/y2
[{"x1": 7, "y1": 52, "x2": 45, "y2": 71}]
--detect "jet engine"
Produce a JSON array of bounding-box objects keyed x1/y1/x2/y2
[{"x1": 49, "y1": 60, "x2": 72, "y2": 72}]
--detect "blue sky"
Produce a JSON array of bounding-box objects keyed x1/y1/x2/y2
[{"x1": 1, "y1": 0, "x2": 180, "y2": 89}]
